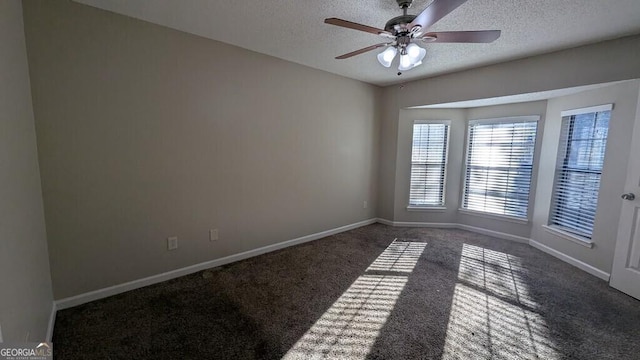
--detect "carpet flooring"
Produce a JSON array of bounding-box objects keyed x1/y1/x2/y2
[{"x1": 52, "y1": 224, "x2": 640, "y2": 359}]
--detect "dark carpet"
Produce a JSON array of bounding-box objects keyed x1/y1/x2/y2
[{"x1": 52, "y1": 224, "x2": 640, "y2": 359}]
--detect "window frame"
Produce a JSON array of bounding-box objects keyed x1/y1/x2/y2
[
  {"x1": 547, "y1": 104, "x2": 613, "y2": 242},
  {"x1": 407, "y1": 120, "x2": 451, "y2": 210},
  {"x1": 460, "y1": 115, "x2": 540, "y2": 221}
]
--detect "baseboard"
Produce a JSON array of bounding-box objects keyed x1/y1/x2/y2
[
  {"x1": 456, "y1": 224, "x2": 530, "y2": 244},
  {"x1": 375, "y1": 219, "x2": 528, "y2": 243},
  {"x1": 375, "y1": 218, "x2": 395, "y2": 226},
  {"x1": 375, "y1": 218, "x2": 457, "y2": 228},
  {"x1": 46, "y1": 302, "x2": 56, "y2": 342},
  {"x1": 376, "y1": 218, "x2": 608, "y2": 280},
  {"x1": 529, "y1": 239, "x2": 610, "y2": 281},
  {"x1": 55, "y1": 218, "x2": 377, "y2": 310}
]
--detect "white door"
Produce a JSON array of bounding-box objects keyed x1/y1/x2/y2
[{"x1": 610, "y1": 97, "x2": 640, "y2": 300}]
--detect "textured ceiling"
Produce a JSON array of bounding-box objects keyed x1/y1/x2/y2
[{"x1": 74, "y1": 0, "x2": 640, "y2": 86}]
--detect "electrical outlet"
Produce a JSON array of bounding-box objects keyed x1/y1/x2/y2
[
  {"x1": 363, "y1": 201, "x2": 368, "y2": 209},
  {"x1": 167, "y1": 236, "x2": 178, "y2": 250},
  {"x1": 209, "y1": 229, "x2": 219, "y2": 241}
]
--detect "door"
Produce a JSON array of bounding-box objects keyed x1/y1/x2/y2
[{"x1": 610, "y1": 97, "x2": 640, "y2": 300}]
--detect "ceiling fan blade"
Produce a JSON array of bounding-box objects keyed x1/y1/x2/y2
[
  {"x1": 325, "y1": 18, "x2": 395, "y2": 38},
  {"x1": 422, "y1": 30, "x2": 501, "y2": 43},
  {"x1": 335, "y1": 43, "x2": 391, "y2": 59},
  {"x1": 409, "y1": 0, "x2": 468, "y2": 31}
]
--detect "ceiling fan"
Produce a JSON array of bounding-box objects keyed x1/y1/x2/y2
[{"x1": 324, "y1": 0, "x2": 501, "y2": 71}]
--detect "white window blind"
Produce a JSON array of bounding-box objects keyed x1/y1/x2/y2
[
  {"x1": 549, "y1": 106, "x2": 611, "y2": 239},
  {"x1": 409, "y1": 121, "x2": 450, "y2": 207},
  {"x1": 462, "y1": 118, "x2": 538, "y2": 218}
]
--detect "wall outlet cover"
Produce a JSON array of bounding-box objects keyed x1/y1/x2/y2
[{"x1": 167, "y1": 236, "x2": 178, "y2": 250}]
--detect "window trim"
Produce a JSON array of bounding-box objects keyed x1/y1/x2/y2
[
  {"x1": 407, "y1": 206, "x2": 447, "y2": 212},
  {"x1": 458, "y1": 208, "x2": 529, "y2": 224},
  {"x1": 407, "y1": 119, "x2": 451, "y2": 209},
  {"x1": 560, "y1": 104, "x2": 613, "y2": 118},
  {"x1": 468, "y1": 115, "x2": 541, "y2": 126},
  {"x1": 547, "y1": 103, "x2": 613, "y2": 241},
  {"x1": 542, "y1": 225, "x2": 594, "y2": 248},
  {"x1": 461, "y1": 115, "x2": 541, "y2": 220}
]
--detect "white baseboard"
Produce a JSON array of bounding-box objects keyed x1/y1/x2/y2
[
  {"x1": 376, "y1": 218, "x2": 607, "y2": 280},
  {"x1": 46, "y1": 302, "x2": 56, "y2": 342},
  {"x1": 529, "y1": 239, "x2": 610, "y2": 281},
  {"x1": 51, "y1": 217, "x2": 609, "y2": 325},
  {"x1": 55, "y1": 218, "x2": 377, "y2": 310},
  {"x1": 457, "y1": 224, "x2": 530, "y2": 244},
  {"x1": 375, "y1": 218, "x2": 394, "y2": 226},
  {"x1": 375, "y1": 218, "x2": 457, "y2": 228},
  {"x1": 375, "y1": 219, "x2": 528, "y2": 243}
]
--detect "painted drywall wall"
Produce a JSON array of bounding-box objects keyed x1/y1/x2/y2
[
  {"x1": 391, "y1": 102, "x2": 547, "y2": 239},
  {"x1": 531, "y1": 80, "x2": 640, "y2": 273},
  {"x1": 378, "y1": 35, "x2": 640, "y2": 222},
  {"x1": 0, "y1": 0, "x2": 53, "y2": 341},
  {"x1": 23, "y1": 0, "x2": 380, "y2": 299},
  {"x1": 377, "y1": 87, "x2": 400, "y2": 221}
]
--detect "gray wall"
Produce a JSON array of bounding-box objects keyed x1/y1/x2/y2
[
  {"x1": 23, "y1": 0, "x2": 381, "y2": 299},
  {"x1": 0, "y1": 0, "x2": 53, "y2": 342},
  {"x1": 532, "y1": 81, "x2": 640, "y2": 273}
]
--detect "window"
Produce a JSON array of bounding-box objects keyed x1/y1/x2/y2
[
  {"x1": 409, "y1": 121, "x2": 450, "y2": 207},
  {"x1": 549, "y1": 105, "x2": 612, "y2": 239},
  {"x1": 462, "y1": 117, "x2": 539, "y2": 218}
]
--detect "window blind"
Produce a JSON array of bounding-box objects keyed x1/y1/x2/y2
[
  {"x1": 549, "y1": 107, "x2": 611, "y2": 238},
  {"x1": 462, "y1": 118, "x2": 538, "y2": 218},
  {"x1": 409, "y1": 122, "x2": 449, "y2": 206}
]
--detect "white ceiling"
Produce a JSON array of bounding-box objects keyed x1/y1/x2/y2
[{"x1": 74, "y1": 0, "x2": 640, "y2": 86}]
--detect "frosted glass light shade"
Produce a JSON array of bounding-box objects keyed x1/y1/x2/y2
[
  {"x1": 399, "y1": 44, "x2": 426, "y2": 71},
  {"x1": 377, "y1": 47, "x2": 398, "y2": 68},
  {"x1": 406, "y1": 43, "x2": 427, "y2": 63},
  {"x1": 407, "y1": 43, "x2": 421, "y2": 59},
  {"x1": 398, "y1": 53, "x2": 412, "y2": 71}
]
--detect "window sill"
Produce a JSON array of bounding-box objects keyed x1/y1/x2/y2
[
  {"x1": 457, "y1": 208, "x2": 529, "y2": 224},
  {"x1": 406, "y1": 206, "x2": 447, "y2": 212},
  {"x1": 542, "y1": 225, "x2": 594, "y2": 248}
]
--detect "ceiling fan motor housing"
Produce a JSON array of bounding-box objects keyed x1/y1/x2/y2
[{"x1": 384, "y1": 15, "x2": 417, "y2": 34}]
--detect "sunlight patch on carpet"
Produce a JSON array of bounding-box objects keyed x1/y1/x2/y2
[
  {"x1": 282, "y1": 239, "x2": 427, "y2": 359},
  {"x1": 366, "y1": 240, "x2": 427, "y2": 273},
  {"x1": 442, "y1": 244, "x2": 559, "y2": 359}
]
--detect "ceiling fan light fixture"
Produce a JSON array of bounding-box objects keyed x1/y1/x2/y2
[
  {"x1": 398, "y1": 53, "x2": 413, "y2": 71},
  {"x1": 406, "y1": 43, "x2": 425, "y2": 61},
  {"x1": 397, "y1": 43, "x2": 426, "y2": 70},
  {"x1": 325, "y1": 0, "x2": 502, "y2": 73},
  {"x1": 377, "y1": 46, "x2": 398, "y2": 67}
]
